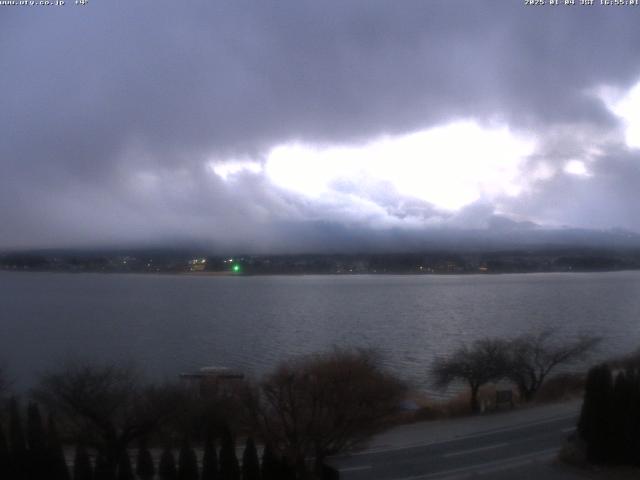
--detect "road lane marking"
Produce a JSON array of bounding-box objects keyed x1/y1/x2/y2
[
  {"x1": 339, "y1": 465, "x2": 372, "y2": 472},
  {"x1": 442, "y1": 442, "x2": 509, "y2": 458},
  {"x1": 391, "y1": 447, "x2": 557, "y2": 480},
  {"x1": 474, "y1": 450, "x2": 556, "y2": 477},
  {"x1": 561, "y1": 427, "x2": 576, "y2": 433}
]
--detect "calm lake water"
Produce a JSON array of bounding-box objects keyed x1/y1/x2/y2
[{"x1": 1, "y1": 271, "x2": 640, "y2": 392}]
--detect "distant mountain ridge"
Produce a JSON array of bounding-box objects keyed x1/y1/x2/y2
[
  {"x1": 2, "y1": 222, "x2": 640, "y2": 257},
  {"x1": 2, "y1": 223, "x2": 640, "y2": 275}
]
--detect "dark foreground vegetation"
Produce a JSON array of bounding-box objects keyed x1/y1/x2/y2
[
  {"x1": 0, "y1": 331, "x2": 616, "y2": 479},
  {"x1": 0, "y1": 349, "x2": 404, "y2": 480},
  {"x1": 563, "y1": 356, "x2": 640, "y2": 469},
  {"x1": 431, "y1": 330, "x2": 600, "y2": 413}
]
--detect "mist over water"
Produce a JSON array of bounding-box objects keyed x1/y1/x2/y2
[{"x1": 1, "y1": 271, "x2": 639, "y2": 394}]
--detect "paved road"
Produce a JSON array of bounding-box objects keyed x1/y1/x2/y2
[{"x1": 328, "y1": 407, "x2": 581, "y2": 480}]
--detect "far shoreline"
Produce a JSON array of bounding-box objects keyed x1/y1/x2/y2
[{"x1": 2, "y1": 268, "x2": 640, "y2": 277}]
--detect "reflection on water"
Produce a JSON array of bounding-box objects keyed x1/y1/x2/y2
[{"x1": 1, "y1": 271, "x2": 639, "y2": 393}]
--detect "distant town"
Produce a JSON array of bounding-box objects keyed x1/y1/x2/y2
[{"x1": 2, "y1": 247, "x2": 640, "y2": 275}]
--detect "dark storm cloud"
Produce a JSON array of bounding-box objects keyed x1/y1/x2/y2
[{"x1": 2, "y1": 1, "x2": 640, "y2": 250}]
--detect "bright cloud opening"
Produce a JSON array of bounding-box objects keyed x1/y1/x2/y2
[
  {"x1": 264, "y1": 121, "x2": 535, "y2": 211},
  {"x1": 600, "y1": 81, "x2": 640, "y2": 149},
  {"x1": 564, "y1": 160, "x2": 591, "y2": 177},
  {"x1": 210, "y1": 160, "x2": 262, "y2": 180}
]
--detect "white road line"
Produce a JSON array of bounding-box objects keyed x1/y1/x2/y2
[
  {"x1": 561, "y1": 427, "x2": 576, "y2": 433},
  {"x1": 339, "y1": 465, "x2": 372, "y2": 472},
  {"x1": 442, "y1": 442, "x2": 509, "y2": 458},
  {"x1": 391, "y1": 447, "x2": 557, "y2": 480}
]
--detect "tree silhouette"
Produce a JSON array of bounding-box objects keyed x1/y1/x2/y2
[
  {"x1": 201, "y1": 435, "x2": 219, "y2": 480},
  {"x1": 94, "y1": 450, "x2": 116, "y2": 480},
  {"x1": 260, "y1": 444, "x2": 279, "y2": 480},
  {"x1": 0, "y1": 424, "x2": 10, "y2": 480},
  {"x1": 241, "y1": 437, "x2": 260, "y2": 480},
  {"x1": 158, "y1": 448, "x2": 178, "y2": 480},
  {"x1": 35, "y1": 363, "x2": 179, "y2": 475},
  {"x1": 578, "y1": 364, "x2": 613, "y2": 464},
  {"x1": 47, "y1": 415, "x2": 71, "y2": 480},
  {"x1": 27, "y1": 402, "x2": 48, "y2": 479},
  {"x1": 505, "y1": 331, "x2": 599, "y2": 402},
  {"x1": 178, "y1": 438, "x2": 198, "y2": 480},
  {"x1": 73, "y1": 444, "x2": 94, "y2": 480},
  {"x1": 117, "y1": 452, "x2": 134, "y2": 480},
  {"x1": 432, "y1": 339, "x2": 508, "y2": 413},
  {"x1": 135, "y1": 440, "x2": 155, "y2": 480},
  {"x1": 253, "y1": 349, "x2": 405, "y2": 477},
  {"x1": 279, "y1": 456, "x2": 295, "y2": 480},
  {"x1": 218, "y1": 426, "x2": 239, "y2": 480},
  {"x1": 9, "y1": 398, "x2": 27, "y2": 480}
]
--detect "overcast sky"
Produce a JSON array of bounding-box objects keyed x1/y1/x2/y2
[{"x1": 2, "y1": 1, "x2": 640, "y2": 252}]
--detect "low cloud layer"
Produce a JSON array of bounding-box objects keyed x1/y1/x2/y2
[{"x1": 2, "y1": 1, "x2": 640, "y2": 251}]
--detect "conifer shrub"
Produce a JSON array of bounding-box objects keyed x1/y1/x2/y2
[
  {"x1": 158, "y1": 447, "x2": 178, "y2": 480},
  {"x1": 260, "y1": 444, "x2": 279, "y2": 480},
  {"x1": 201, "y1": 435, "x2": 219, "y2": 480},
  {"x1": 47, "y1": 415, "x2": 71, "y2": 480},
  {"x1": 117, "y1": 452, "x2": 134, "y2": 480},
  {"x1": 135, "y1": 441, "x2": 155, "y2": 480},
  {"x1": 219, "y1": 426, "x2": 239, "y2": 480},
  {"x1": 577, "y1": 363, "x2": 640, "y2": 465},
  {"x1": 178, "y1": 438, "x2": 199, "y2": 480},
  {"x1": 73, "y1": 445, "x2": 94, "y2": 480},
  {"x1": 241, "y1": 437, "x2": 260, "y2": 480}
]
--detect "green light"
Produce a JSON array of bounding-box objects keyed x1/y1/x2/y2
[{"x1": 232, "y1": 264, "x2": 240, "y2": 273}]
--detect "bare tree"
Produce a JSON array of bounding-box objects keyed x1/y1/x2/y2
[
  {"x1": 33, "y1": 362, "x2": 182, "y2": 474},
  {"x1": 249, "y1": 348, "x2": 406, "y2": 478},
  {"x1": 505, "y1": 330, "x2": 600, "y2": 402},
  {"x1": 431, "y1": 339, "x2": 508, "y2": 413}
]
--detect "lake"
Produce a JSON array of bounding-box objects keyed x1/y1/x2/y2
[{"x1": 1, "y1": 271, "x2": 639, "y2": 393}]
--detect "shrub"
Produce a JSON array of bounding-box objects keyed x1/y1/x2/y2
[
  {"x1": 117, "y1": 452, "x2": 134, "y2": 480},
  {"x1": 136, "y1": 441, "x2": 155, "y2": 480},
  {"x1": 577, "y1": 363, "x2": 640, "y2": 466},
  {"x1": 158, "y1": 448, "x2": 178, "y2": 480},
  {"x1": 578, "y1": 364, "x2": 613, "y2": 464},
  {"x1": 47, "y1": 415, "x2": 71, "y2": 480},
  {"x1": 219, "y1": 426, "x2": 239, "y2": 480},
  {"x1": 241, "y1": 437, "x2": 260, "y2": 480},
  {"x1": 178, "y1": 438, "x2": 199, "y2": 480},
  {"x1": 73, "y1": 445, "x2": 94, "y2": 480},
  {"x1": 201, "y1": 435, "x2": 219, "y2": 480},
  {"x1": 253, "y1": 348, "x2": 405, "y2": 477}
]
